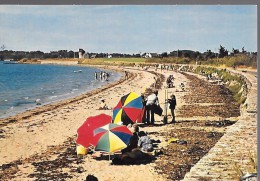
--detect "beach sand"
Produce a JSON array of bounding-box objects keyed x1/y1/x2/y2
[
  {"x1": 0, "y1": 63, "x2": 256, "y2": 181},
  {"x1": 0, "y1": 65, "x2": 170, "y2": 180}
]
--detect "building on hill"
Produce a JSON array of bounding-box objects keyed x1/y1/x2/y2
[
  {"x1": 142, "y1": 52, "x2": 152, "y2": 58},
  {"x1": 79, "y1": 49, "x2": 85, "y2": 58}
]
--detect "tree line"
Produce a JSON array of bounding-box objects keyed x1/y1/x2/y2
[{"x1": 0, "y1": 45, "x2": 257, "y2": 61}]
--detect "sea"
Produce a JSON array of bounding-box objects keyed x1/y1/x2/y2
[{"x1": 0, "y1": 61, "x2": 122, "y2": 119}]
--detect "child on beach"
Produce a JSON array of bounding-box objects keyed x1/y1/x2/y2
[
  {"x1": 137, "y1": 131, "x2": 153, "y2": 152},
  {"x1": 168, "y1": 94, "x2": 177, "y2": 123},
  {"x1": 98, "y1": 99, "x2": 109, "y2": 110}
]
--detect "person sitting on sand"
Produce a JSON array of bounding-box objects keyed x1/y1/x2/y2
[
  {"x1": 98, "y1": 99, "x2": 109, "y2": 110},
  {"x1": 137, "y1": 131, "x2": 153, "y2": 152},
  {"x1": 112, "y1": 148, "x2": 151, "y2": 165},
  {"x1": 121, "y1": 124, "x2": 139, "y2": 154},
  {"x1": 166, "y1": 75, "x2": 174, "y2": 88}
]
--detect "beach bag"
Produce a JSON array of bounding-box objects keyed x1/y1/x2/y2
[
  {"x1": 76, "y1": 145, "x2": 88, "y2": 156},
  {"x1": 153, "y1": 104, "x2": 163, "y2": 116}
]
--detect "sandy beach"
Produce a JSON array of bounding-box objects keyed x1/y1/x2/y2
[{"x1": 0, "y1": 62, "x2": 257, "y2": 181}]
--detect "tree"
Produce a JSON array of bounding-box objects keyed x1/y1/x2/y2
[
  {"x1": 194, "y1": 51, "x2": 201, "y2": 60},
  {"x1": 183, "y1": 52, "x2": 190, "y2": 58},
  {"x1": 219, "y1": 45, "x2": 228, "y2": 58},
  {"x1": 206, "y1": 49, "x2": 215, "y2": 59},
  {"x1": 177, "y1": 50, "x2": 182, "y2": 57},
  {"x1": 161, "y1": 52, "x2": 168, "y2": 58},
  {"x1": 232, "y1": 48, "x2": 239, "y2": 55},
  {"x1": 242, "y1": 47, "x2": 246, "y2": 54}
]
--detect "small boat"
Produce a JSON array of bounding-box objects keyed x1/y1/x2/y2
[
  {"x1": 74, "y1": 70, "x2": 82, "y2": 73},
  {"x1": 3, "y1": 60, "x2": 18, "y2": 64}
]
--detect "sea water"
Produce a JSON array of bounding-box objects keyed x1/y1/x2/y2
[{"x1": 0, "y1": 62, "x2": 121, "y2": 118}]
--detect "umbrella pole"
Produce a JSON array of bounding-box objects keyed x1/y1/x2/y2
[{"x1": 109, "y1": 152, "x2": 110, "y2": 161}]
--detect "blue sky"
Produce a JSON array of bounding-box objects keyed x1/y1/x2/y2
[{"x1": 0, "y1": 5, "x2": 257, "y2": 53}]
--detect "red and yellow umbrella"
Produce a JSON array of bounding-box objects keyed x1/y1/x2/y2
[
  {"x1": 76, "y1": 114, "x2": 112, "y2": 148},
  {"x1": 112, "y1": 92, "x2": 144, "y2": 125}
]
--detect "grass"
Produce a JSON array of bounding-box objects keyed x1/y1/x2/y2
[
  {"x1": 179, "y1": 65, "x2": 248, "y2": 105},
  {"x1": 99, "y1": 57, "x2": 146, "y2": 63},
  {"x1": 78, "y1": 58, "x2": 146, "y2": 66},
  {"x1": 145, "y1": 57, "x2": 192, "y2": 64}
]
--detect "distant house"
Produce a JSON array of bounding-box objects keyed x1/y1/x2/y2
[
  {"x1": 90, "y1": 54, "x2": 97, "y2": 59},
  {"x1": 134, "y1": 53, "x2": 141, "y2": 58},
  {"x1": 150, "y1": 53, "x2": 159, "y2": 58},
  {"x1": 84, "y1": 53, "x2": 90, "y2": 59},
  {"x1": 142, "y1": 52, "x2": 152, "y2": 58},
  {"x1": 79, "y1": 49, "x2": 85, "y2": 58},
  {"x1": 107, "y1": 54, "x2": 112, "y2": 58}
]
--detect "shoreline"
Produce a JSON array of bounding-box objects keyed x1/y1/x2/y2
[{"x1": 0, "y1": 64, "x2": 126, "y2": 127}]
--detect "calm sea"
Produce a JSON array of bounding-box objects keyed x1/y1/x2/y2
[{"x1": 0, "y1": 62, "x2": 121, "y2": 118}]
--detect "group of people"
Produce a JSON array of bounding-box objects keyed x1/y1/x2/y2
[
  {"x1": 166, "y1": 75, "x2": 175, "y2": 88},
  {"x1": 95, "y1": 71, "x2": 110, "y2": 81},
  {"x1": 160, "y1": 64, "x2": 174, "y2": 71},
  {"x1": 111, "y1": 124, "x2": 155, "y2": 165},
  {"x1": 122, "y1": 124, "x2": 153, "y2": 154},
  {"x1": 142, "y1": 89, "x2": 177, "y2": 125}
]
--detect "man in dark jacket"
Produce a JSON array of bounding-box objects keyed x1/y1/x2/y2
[{"x1": 168, "y1": 94, "x2": 177, "y2": 123}]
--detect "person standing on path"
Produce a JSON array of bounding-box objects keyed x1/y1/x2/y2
[
  {"x1": 168, "y1": 94, "x2": 177, "y2": 123},
  {"x1": 146, "y1": 90, "x2": 159, "y2": 125},
  {"x1": 124, "y1": 71, "x2": 129, "y2": 80}
]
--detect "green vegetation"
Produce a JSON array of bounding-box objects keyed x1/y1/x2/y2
[
  {"x1": 99, "y1": 57, "x2": 146, "y2": 63},
  {"x1": 79, "y1": 58, "x2": 144, "y2": 66},
  {"x1": 145, "y1": 54, "x2": 256, "y2": 69},
  {"x1": 145, "y1": 57, "x2": 192, "y2": 64},
  {"x1": 202, "y1": 54, "x2": 257, "y2": 68},
  {"x1": 190, "y1": 66, "x2": 248, "y2": 104},
  {"x1": 78, "y1": 58, "x2": 145, "y2": 66},
  {"x1": 129, "y1": 54, "x2": 256, "y2": 69}
]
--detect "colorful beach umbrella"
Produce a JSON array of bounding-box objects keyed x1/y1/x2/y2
[
  {"x1": 92, "y1": 123, "x2": 133, "y2": 153},
  {"x1": 112, "y1": 92, "x2": 144, "y2": 125},
  {"x1": 76, "y1": 114, "x2": 112, "y2": 148}
]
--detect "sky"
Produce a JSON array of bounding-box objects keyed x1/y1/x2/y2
[{"x1": 0, "y1": 5, "x2": 257, "y2": 54}]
